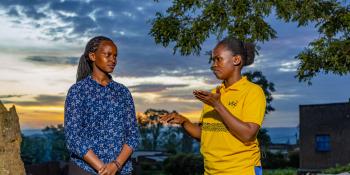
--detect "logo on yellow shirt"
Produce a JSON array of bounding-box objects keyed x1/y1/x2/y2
[{"x1": 228, "y1": 100, "x2": 238, "y2": 107}]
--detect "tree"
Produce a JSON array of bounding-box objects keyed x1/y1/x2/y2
[
  {"x1": 42, "y1": 124, "x2": 69, "y2": 162},
  {"x1": 150, "y1": 0, "x2": 350, "y2": 83},
  {"x1": 21, "y1": 134, "x2": 47, "y2": 164},
  {"x1": 137, "y1": 109, "x2": 196, "y2": 153},
  {"x1": 257, "y1": 128, "x2": 272, "y2": 150},
  {"x1": 137, "y1": 109, "x2": 170, "y2": 150}
]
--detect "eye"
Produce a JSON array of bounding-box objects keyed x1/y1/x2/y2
[{"x1": 212, "y1": 56, "x2": 223, "y2": 63}]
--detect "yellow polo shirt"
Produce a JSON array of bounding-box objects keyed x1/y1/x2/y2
[{"x1": 200, "y1": 76, "x2": 266, "y2": 175}]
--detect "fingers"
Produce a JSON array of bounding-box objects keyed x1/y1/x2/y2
[
  {"x1": 99, "y1": 165, "x2": 113, "y2": 175},
  {"x1": 159, "y1": 114, "x2": 173, "y2": 123},
  {"x1": 168, "y1": 117, "x2": 182, "y2": 124},
  {"x1": 193, "y1": 90, "x2": 210, "y2": 96},
  {"x1": 194, "y1": 92, "x2": 208, "y2": 101},
  {"x1": 98, "y1": 165, "x2": 107, "y2": 174},
  {"x1": 160, "y1": 112, "x2": 185, "y2": 125}
]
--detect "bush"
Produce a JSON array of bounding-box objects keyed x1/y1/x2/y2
[
  {"x1": 263, "y1": 168, "x2": 297, "y2": 175},
  {"x1": 262, "y1": 152, "x2": 289, "y2": 169},
  {"x1": 322, "y1": 163, "x2": 350, "y2": 174},
  {"x1": 163, "y1": 153, "x2": 204, "y2": 175}
]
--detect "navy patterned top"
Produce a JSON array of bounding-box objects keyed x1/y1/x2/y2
[{"x1": 64, "y1": 75, "x2": 140, "y2": 175}]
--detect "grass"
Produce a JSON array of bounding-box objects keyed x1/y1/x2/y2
[
  {"x1": 322, "y1": 163, "x2": 350, "y2": 174},
  {"x1": 263, "y1": 168, "x2": 297, "y2": 175}
]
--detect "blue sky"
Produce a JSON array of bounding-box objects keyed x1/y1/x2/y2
[{"x1": 0, "y1": 0, "x2": 349, "y2": 129}]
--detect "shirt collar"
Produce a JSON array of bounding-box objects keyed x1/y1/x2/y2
[
  {"x1": 219, "y1": 76, "x2": 248, "y2": 91},
  {"x1": 87, "y1": 75, "x2": 114, "y2": 88}
]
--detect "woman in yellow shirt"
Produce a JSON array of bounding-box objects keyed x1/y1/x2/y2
[{"x1": 161, "y1": 37, "x2": 266, "y2": 175}]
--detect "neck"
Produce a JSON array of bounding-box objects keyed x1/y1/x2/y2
[
  {"x1": 91, "y1": 65, "x2": 111, "y2": 86},
  {"x1": 224, "y1": 71, "x2": 242, "y2": 88}
]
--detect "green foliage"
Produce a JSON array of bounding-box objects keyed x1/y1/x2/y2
[
  {"x1": 257, "y1": 128, "x2": 272, "y2": 149},
  {"x1": 263, "y1": 168, "x2": 297, "y2": 175},
  {"x1": 262, "y1": 150, "x2": 299, "y2": 169},
  {"x1": 21, "y1": 124, "x2": 69, "y2": 164},
  {"x1": 42, "y1": 124, "x2": 69, "y2": 161},
  {"x1": 296, "y1": 37, "x2": 350, "y2": 84},
  {"x1": 150, "y1": 0, "x2": 277, "y2": 55},
  {"x1": 21, "y1": 134, "x2": 47, "y2": 164},
  {"x1": 138, "y1": 109, "x2": 170, "y2": 150},
  {"x1": 262, "y1": 151, "x2": 289, "y2": 169},
  {"x1": 150, "y1": 0, "x2": 350, "y2": 83},
  {"x1": 322, "y1": 163, "x2": 350, "y2": 174},
  {"x1": 138, "y1": 109, "x2": 196, "y2": 153},
  {"x1": 163, "y1": 153, "x2": 204, "y2": 175}
]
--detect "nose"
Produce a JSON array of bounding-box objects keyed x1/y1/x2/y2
[
  {"x1": 109, "y1": 56, "x2": 117, "y2": 64},
  {"x1": 211, "y1": 60, "x2": 218, "y2": 68}
]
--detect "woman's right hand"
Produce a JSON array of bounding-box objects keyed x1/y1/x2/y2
[{"x1": 160, "y1": 111, "x2": 189, "y2": 126}]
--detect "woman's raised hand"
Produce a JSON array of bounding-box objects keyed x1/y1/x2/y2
[{"x1": 193, "y1": 88, "x2": 221, "y2": 108}]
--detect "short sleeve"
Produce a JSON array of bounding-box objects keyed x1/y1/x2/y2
[{"x1": 241, "y1": 86, "x2": 266, "y2": 126}]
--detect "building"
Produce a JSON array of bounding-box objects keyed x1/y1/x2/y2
[{"x1": 299, "y1": 101, "x2": 350, "y2": 173}]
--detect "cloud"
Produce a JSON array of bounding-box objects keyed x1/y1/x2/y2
[
  {"x1": 0, "y1": 0, "x2": 161, "y2": 42},
  {"x1": 4, "y1": 94, "x2": 65, "y2": 106},
  {"x1": 272, "y1": 93, "x2": 300, "y2": 100},
  {"x1": 0, "y1": 0, "x2": 213, "y2": 78},
  {"x1": 278, "y1": 60, "x2": 299, "y2": 72},
  {"x1": 129, "y1": 83, "x2": 188, "y2": 93},
  {"x1": 0, "y1": 94, "x2": 26, "y2": 98},
  {"x1": 25, "y1": 56, "x2": 79, "y2": 65}
]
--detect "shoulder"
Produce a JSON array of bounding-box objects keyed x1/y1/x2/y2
[
  {"x1": 246, "y1": 81, "x2": 265, "y2": 97},
  {"x1": 111, "y1": 81, "x2": 132, "y2": 95},
  {"x1": 67, "y1": 77, "x2": 89, "y2": 95}
]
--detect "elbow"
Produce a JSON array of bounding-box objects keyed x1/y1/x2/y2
[
  {"x1": 229, "y1": 131, "x2": 256, "y2": 144},
  {"x1": 240, "y1": 133, "x2": 257, "y2": 144}
]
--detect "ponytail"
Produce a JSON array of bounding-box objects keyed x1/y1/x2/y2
[
  {"x1": 76, "y1": 54, "x2": 92, "y2": 82},
  {"x1": 243, "y1": 42, "x2": 255, "y2": 66},
  {"x1": 217, "y1": 37, "x2": 256, "y2": 67}
]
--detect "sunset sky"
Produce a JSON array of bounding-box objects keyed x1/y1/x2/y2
[{"x1": 1, "y1": 0, "x2": 349, "y2": 130}]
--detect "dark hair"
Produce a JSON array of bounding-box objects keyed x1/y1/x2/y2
[
  {"x1": 217, "y1": 37, "x2": 255, "y2": 66},
  {"x1": 76, "y1": 36, "x2": 113, "y2": 82}
]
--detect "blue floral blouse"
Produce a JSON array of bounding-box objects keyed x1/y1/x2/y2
[{"x1": 64, "y1": 75, "x2": 140, "y2": 174}]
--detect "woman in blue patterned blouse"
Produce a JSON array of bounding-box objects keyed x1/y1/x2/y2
[{"x1": 64, "y1": 36, "x2": 140, "y2": 175}]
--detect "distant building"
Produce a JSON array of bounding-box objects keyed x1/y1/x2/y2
[
  {"x1": 269, "y1": 143, "x2": 298, "y2": 156},
  {"x1": 299, "y1": 101, "x2": 350, "y2": 173}
]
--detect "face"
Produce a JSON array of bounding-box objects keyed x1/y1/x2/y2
[
  {"x1": 211, "y1": 44, "x2": 241, "y2": 80},
  {"x1": 89, "y1": 40, "x2": 118, "y2": 73}
]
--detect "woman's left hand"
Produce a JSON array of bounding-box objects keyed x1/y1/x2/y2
[
  {"x1": 98, "y1": 162, "x2": 118, "y2": 175},
  {"x1": 193, "y1": 88, "x2": 221, "y2": 107}
]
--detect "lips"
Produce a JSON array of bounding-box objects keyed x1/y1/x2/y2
[
  {"x1": 108, "y1": 64, "x2": 116, "y2": 68},
  {"x1": 212, "y1": 69, "x2": 221, "y2": 73}
]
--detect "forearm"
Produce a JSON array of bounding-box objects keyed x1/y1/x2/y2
[
  {"x1": 214, "y1": 103, "x2": 258, "y2": 143},
  {"x1": 115, "y1": 144, "x2": 133, "y2": 166},
  {"x1": 83, "y1": 149, "x2": 104, "y2": 171},
  {"x1": 182, "y1": 119, "x2": 202, "y2": 141}
]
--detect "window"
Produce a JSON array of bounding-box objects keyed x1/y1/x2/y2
[{"x1": 315, "y1": 134, "x2": 331, "y2": 152}]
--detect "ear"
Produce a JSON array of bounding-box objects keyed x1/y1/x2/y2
[
  {"x1": 88, "y1": 52, "x2": 96, "y2": 61},
  {"x1": 232, "y1": 55, "x2": 242, "y2": 66}
]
